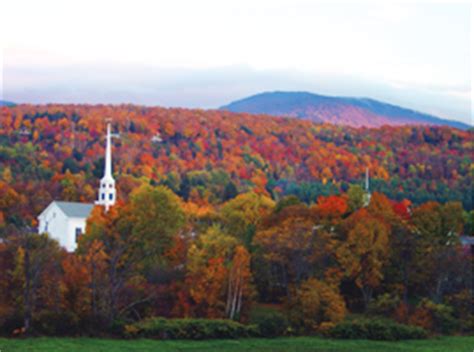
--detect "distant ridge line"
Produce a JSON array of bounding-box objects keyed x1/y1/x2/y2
[{"x1": 220, "y1": 91, "x2": 469, "y2": 130}]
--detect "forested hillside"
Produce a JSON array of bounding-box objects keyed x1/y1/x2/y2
[
  {"x1": 0, "y1": 103, "x2": 471, "y2": 226},
  {"x1": 0, "y1": 104, "x2": 472, "y2": 337}
]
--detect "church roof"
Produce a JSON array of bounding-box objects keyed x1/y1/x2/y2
[{"x1": 54, "y1": 201, "x2": 94, "y2": 218}]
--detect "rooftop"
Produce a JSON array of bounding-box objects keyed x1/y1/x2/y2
[{"x1": 54, "y1": 201, "x2": 94, "y2": 218}]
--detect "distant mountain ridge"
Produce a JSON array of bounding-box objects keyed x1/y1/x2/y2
[
  {"x1": 0, "y1": 100, "x2": 16, "y2": 107},
  {"x1": 221, "y1": 91, "x2": 469, "y2": 129}
]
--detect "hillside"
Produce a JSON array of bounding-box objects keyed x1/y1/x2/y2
[
  {"x1": 0, "y1": 104, "x2": 472, "y2": 226},
  {"x1": 0, "y1": 100, "x2": 15, "y2": 107},
  {"x1": 221, "y1": 91, "x2": 469, "y2": 129}
]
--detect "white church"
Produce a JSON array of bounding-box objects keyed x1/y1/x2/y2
[{"x1": 37, "y1": 123, "x2": 117, "y2": 252}]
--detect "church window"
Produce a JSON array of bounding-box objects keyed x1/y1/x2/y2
[
  {"x1": 102, "y1": 193, "x2": 105, "y2": 200},
  {"x1": 75, "y1": 227, "x2": 82, "y2": 242},
  {"x1": 109, "y1": 193, "x2": 113, "y2": 200}
]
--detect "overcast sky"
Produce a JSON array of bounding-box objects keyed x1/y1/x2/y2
[{"x1": 0, "y1": 0, "x2": 472, "y2": 124}]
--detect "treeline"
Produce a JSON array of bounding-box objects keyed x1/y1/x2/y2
[
  {"x1": 0, "y1": 185, "x2": 472, "y2": 337},
  {"x1": 0, "y1": 104, "x2": 472, "y2": 226}
]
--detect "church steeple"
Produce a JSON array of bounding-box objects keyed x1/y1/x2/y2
[
  {"x1": 363, "y1": 167, "x2": 371, "y2": 207},
  {"x1": 104, "y1": 123, "x2": 113, "y2": 179},
  {"x1": 365, "y1": 167, "x2": 370, "y2": 192},
  {"x1": 96, "y1": 123, "x2": 116, "y2": 211}
]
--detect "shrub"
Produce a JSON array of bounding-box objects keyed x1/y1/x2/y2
[
  {"x1": 446, "y1": 290, "x2": 473, "y2": 333},
  {"x1": 124, "y1": 318, "x2": 259, "y2": 339},
  {"x1": 393, "y1": 303, "x2": 410, "y2": 324},
  {"x1": 249, "y1": 306, "x2": 288, "y2": 337},
  {"x1": 367, "y1": 293, "x2": 400, "y2": 317},
  {"x1": 328, "y1": 318, "x2": 428, "y2": 340},
  {"x1": 33, "y1": 310, "x2": 80, "y2": 336},
  {"x1": 109, "y1": 319, "x2": 128, "y2": 336},
  {"x1": 410, "y1": 299, "x2": 458, "y2": 334},
  {"x1": 0, "y1": 313, "x2": 23, "y2": 336},
  {"x1": 408, "y1": 307, "x2": 433, "y2": 331}
]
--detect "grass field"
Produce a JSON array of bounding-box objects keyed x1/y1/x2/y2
[{"x1": 0, "y1": 336, "x2": 473, "y2": 352}]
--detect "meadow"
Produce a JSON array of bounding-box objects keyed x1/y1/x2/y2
[{"x1": 1, "y1": 336, "x2": 473, "y2": 352}]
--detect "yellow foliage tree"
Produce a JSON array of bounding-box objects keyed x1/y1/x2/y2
[
  {"x1": 336, "y1": 214, "x2": 390, "y2": 308},
  {"x1": 289, "y1": 278, "x2": 346, "y2": 333}
]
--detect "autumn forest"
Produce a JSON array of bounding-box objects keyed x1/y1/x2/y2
[{"x1": 0, "y1": 104, "x2": 472, "y2": 338}]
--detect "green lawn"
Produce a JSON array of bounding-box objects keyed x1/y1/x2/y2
[{"x1": 0, "y1": 336, "x2": 473, "y2": 352}]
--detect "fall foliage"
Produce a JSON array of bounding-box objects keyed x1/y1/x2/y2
[{"x1": 0, "y1": 104, "x2": 472, "y2": 336}]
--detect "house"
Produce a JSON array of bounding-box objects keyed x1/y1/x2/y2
[{"x1": 38, "y1": 123, "x2": 117, "y2": 252}]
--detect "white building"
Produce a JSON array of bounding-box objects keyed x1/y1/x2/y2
[
  {"x1": 37, "y1": 201, "x2": 94, "y2": 252},
  {"x1": 37, "y1": 122, "x2": 117, "y2": 252}
]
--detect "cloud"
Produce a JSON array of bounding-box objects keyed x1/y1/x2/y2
[
  {"x1": 2, "y1": 63, "x2": 471, "y2": 124},
  {"x1": 1, "y1": 1, "x2": 470, "y2": 122}
]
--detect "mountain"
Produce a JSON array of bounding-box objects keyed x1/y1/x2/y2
[
  {"x1": 0, "y1": 100, "x2": 16, "y2": 107},
  {"x1": 221, "y1": 91, "x2": 469, "y2": 129}
]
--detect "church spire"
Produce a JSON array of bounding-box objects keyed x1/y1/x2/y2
[
  {"x1": 96, "y1": 122, "x2": 116, "y2": 211},
  {"x1": 363, "y1": 167, "x2": 371, "y2": 207},
  {"x1": 365, "y1": 167, "x2": 370, "y2": 192},
  {"x1": 104, "y1": 123, "x2": 113, "y2": 179}
]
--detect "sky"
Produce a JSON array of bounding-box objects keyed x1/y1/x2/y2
[{"x1": 0, "y1": 0, "x2": 472, "y2": 124}]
